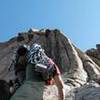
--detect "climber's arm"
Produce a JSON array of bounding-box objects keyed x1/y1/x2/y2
[
  {"x1": 53, "y1": 74, "x2": 65, "y2": 100},
  {"x1": 48, "y1": 59, "x2": 65, "y2": 100}
]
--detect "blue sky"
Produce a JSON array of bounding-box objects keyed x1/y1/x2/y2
[{"x1": 0, "y1": 0, "x2": 100, "y2": 51}]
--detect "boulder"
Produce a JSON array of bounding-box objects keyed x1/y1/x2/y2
[{"x1": 0, "y1": 29, "x2": 100, "y2": 100}]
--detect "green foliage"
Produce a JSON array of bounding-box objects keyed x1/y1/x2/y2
[
  {"x1": 17, "y1": 33, "x2": 25, "y2": 42},
  {"x1": 28, "y1": 33, "x2": 34, "y2": 41},
  {"x1": 53, "y1": 29, "x2": 60, "y2": 33}
]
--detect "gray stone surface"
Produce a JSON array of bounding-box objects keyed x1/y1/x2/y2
[{"x1": 0, "y1": 29, "x2": 100, "y2": 100}]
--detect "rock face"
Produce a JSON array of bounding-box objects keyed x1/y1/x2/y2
[
  {"x1": 86, "y1": 44, "x2": 100, "y2": 67},
  {"x1": 0, "y1": 29, "x2": 100, "y2": 100}
]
